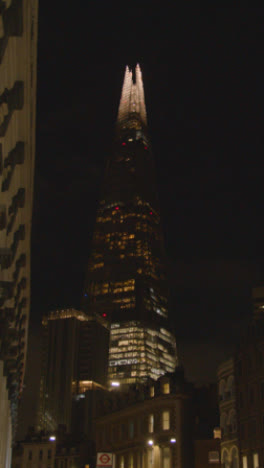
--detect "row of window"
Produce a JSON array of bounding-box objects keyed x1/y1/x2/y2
[
  {"x1": 28, "y1": 449, "x2": 52, "y2": 460},
  {"x1": 96, "y1": 212, "x2": 157, "y2": 224},
  {"x1": 242, "y1": 452, "x2": 259, "y2": 468},
  {"x1": 118, "y1": 447, "x2": 171, "y2": 468},
  {"x1": 98, "y1": 410, "x2": 173, "y2": 446},
  {"x1": 148, "y1": 411, "x2": 170, "y2": 432}
]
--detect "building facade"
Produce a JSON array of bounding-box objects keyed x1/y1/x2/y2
[
  {"x1": 12, "y1": 429, "x2": 85, "y2": 468},
  {"x1": 194, "y1": 439, "x2": 221, "y2": 468},
  {"x1": 37, "y1": 308, "x2": 109, "y2": 433},
  {"x1": 217, "y1": 358, "x2": 239, "y2": 468},
  {"x1": 95, "y1": 369, "x2": 194, "y2": 468},
  {"x1": 216, "y1": 287, "x2": 264, "y2": 468},
  {"x1": 12, "y1": 435, "x2": 56, "y2": 468},
  {"x1": 84, "y1": 65, "x2": 177, "y2": 386},
  {"x1": 0, "y1": 0, "x2": 38, "y2": 463},
  {"x1": 234, "y1": 317, "x2": 264, "y2": 468}
]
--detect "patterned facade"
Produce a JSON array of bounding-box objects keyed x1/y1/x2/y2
[
  {"x1": 0, "y1": 0, "x2": 38, "y2": 460},
  {"x1": 84, "y1": 65, "x2": 177, "y2": 386}
]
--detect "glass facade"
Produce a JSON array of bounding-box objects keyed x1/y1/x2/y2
[{"x1": 84, "y1": 65, "x2": 177, "y2": 385}]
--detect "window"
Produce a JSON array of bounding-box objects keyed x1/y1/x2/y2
[
  {"x1": 48, "y1": 450, "x2": 52, "y2": 460},
  {"x1": 162, "y1": 448, "x2": 170, "y2": 468},
  {"x1": 39, "y1": 450, "x2": 43, "y2": 460},
  {"x1": 162, "y1": 382, "x2": 170, "y2": 394},
  {"x1": 231, "y1": 448, "x2": 239, "y2": 468},
  {"x1": 208, "y1": 451, "x2": 220, "y2": 463},
  {"x1": 128, "y1": 454, "x2": 133, "y2": 468},
  {"x1": 120, "y1": 456, "x2": 124, "y2": 468},
  {"x1": 148, "y1": 414, "x2": 154, "y2": 433},
  {"x1": 129, "y1": 421, "x2": 134, "y2": 439},
  {"x1": 253, "y1": 453, "x2": 259, "y2": 468},
  {"x1": 162, "y1": 411, "x2": 170, "y2": 430},
  {"x1": 242, "y1": 456, "x2": 248, "y2": 468},
  {"x1": 28, "y1": 451, "x2": 32, "y2": 461},
  {"x1": 150, "y1": 386, "x2": 154, "y2": 397}
]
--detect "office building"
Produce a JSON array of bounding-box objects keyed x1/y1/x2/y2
[
  {"x1": 37, "y1": 308, "x2": 109, "y2": 433},
  {"x1": 83, "y1": 65, "x2": 177, "y2": 386},
  {"x1": 0, "y1": 0, "x2": 38, "y2": 463}
]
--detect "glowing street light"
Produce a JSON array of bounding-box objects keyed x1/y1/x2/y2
[
  {"x1": 170, "y1": 438, "x2": 176, "y2": 443},
  {"x1": 147, "y1": 440, "x2": 154, "y2": 446},
  {"x1": 49, "y1": 436, "x2": 56, "y2": 441},
  {"x1": 111, "y1": 381, "x2": 120, "y2": 387}
]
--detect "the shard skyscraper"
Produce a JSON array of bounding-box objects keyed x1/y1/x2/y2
[{"x1": 84, "y1": 65, "x2": 177, "y2": 386}]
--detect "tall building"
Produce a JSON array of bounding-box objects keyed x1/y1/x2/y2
[
  {"x1": 84, "y1": 65, "x2": 177, "y2": 386},
  {"x1": 0, "y1": 0, "x2": 38, "y2": 463},
  {"x1": 37, "y1": 308, "x2": 109, "y2": 433}
]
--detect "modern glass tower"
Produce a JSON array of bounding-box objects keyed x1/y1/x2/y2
[{"x1": 84, "y1": 65, "x2": 177, "y2": 386}]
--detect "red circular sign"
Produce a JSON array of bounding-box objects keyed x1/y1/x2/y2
[{"x1": 99, "y1": 454, "x2": 110, "y2": 464}]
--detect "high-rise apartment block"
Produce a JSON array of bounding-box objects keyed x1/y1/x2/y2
[
  {"x1": 84, "y1": 65, "x2": 177, "y2": 386},
  {"x1": 37, "y1": 308, "x2": 109, "y2": 433},
  {"x1": 0, "y1": 0, "x2": 38, "y2": 463}
]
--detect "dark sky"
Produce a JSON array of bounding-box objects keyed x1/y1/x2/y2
[{"x1": 18, "y1": 6, "x2": 264, "y2": 436}]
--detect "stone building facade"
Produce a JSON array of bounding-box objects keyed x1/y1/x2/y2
[{"x1": 95, "y1": 369, "x2": 194, "y2": 468}]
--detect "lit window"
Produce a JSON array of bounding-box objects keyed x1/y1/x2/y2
[
  {"x1": 162, "y1": 382, "x2": 170, "y2": 394},
  {"x1": 120, "y1": 456, "x2": 124, "y2": 468},
  {"x1": 162, "y1": 411, "x2": 170, "y2": 430},
  {"x1": 128, "y1": 454, "x2": 133, "y2": 468},
  {"x1": 242, "y1": 456, "x2": 248, "y2": 468},
  {"x1": 253, "y1": 453, "x2": 259, "y2": 468},
  {"x1": 208, "y1": 451, "x2": 220, "y2": 463},
  {"x1": 148, "y1": 414, "x2": 154, "y2": 433},
  {"x1": 162, "y1": 447, "x2": 170, "y2": 468},
  {"x1": 150, "y1": 386, "x2": 154, "y2": 398}
]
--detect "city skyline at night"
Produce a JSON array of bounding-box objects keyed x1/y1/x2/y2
[{"x1": 16, "y1": 8, "x2": 264, "y2": 441}]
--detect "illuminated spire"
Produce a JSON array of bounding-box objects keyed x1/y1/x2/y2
[{"x1": 117, "y1": 64, "x2": 147, "y2": 126}]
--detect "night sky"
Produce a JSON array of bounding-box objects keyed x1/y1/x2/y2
[{"x1": 18, "y1": 6, "x2": 264, "y2": 436}]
